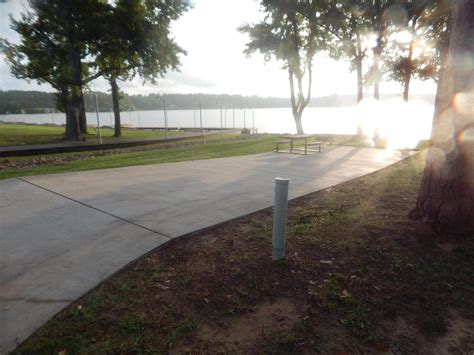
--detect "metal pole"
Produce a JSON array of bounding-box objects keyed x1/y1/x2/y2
[
  {"x1": 220, "y1": 104, "x2": 223, "y2": 129},
  {"x1": 232, "y1": 107, "x2": 235, "y2": 129},
  {"x1": 243, "y1": 108, "x2": 246, "y2": 129},
  {"x1": 252, "y1": 109, "x2": 255, "y2": 129},
  {"x1": 224, "y1": 109, "x2": 227, "y2": 128},
  {"x1": 199, "y1": 102, "x2": 203, "y2": 136},
  {"x1": 163, "y1": 96, "x2": 168, "y2": 140},
  {"x1": 137, "y1": 110, "x2": 141, "y2": 128},
  {"x1": 94, "y1": 91, "x2": 102, "y2": 144},
  {"x1": 272, "y1": 178, "x2": 289, "y2": 261},
  {"x1": 193, "y1": 109, "x2": 196, "y2": 129}
]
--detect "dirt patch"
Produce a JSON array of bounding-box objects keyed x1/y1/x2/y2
[
  {"x1": 381, "y1": 310, "x2": 474, "y2": 354},
  {"x1": 174, "y1": 300, "x2": 308, "y2": 353},
  {"x1": 435, "y1": 310, "x2": 474, "y2": 354},
  {"x1": 438, "y1": 242, "x2": 460, "y2": 252}
]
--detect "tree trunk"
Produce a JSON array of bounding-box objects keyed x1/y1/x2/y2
[
  {"x1": 356, "y1": 57, "x2": 363, "y2": 104},
  {"x1": 373, "y1": 0, "x2": 382, "y2": 100},
  {"x1": 403, "y1": 25, "x2": 416, "y2": 102},
  {"x1": 294, "y1": 113, "x2": 304, "y2": 135},
  {"x1": 110, "y1": 75, "x2": 121, "y2": 137},
  {"x1": 65, "y1": 93, "x2": 82, "y2": 141},
  {"x1": 356, "y1": 58, "x2": 364, "y2": 135},
  {"x1": 409, "y1": 0, "x2": 474, "y2": 234},
  {"x1": 373, "y1": 49, "x2": 380, "y2": 100},
  {"x1": 65, "y1": 38, "x2": 82, "y2": 141},
  {"x1": 79, "y1": 89, "x2": 88, "y2": 134}
]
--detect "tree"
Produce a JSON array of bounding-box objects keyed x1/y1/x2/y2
[
  {"x1": 240, "y1": 0, "x2": 326, "y2": 134},
  {"x1": 6, "y1": 1, "x2": 111, "y2": 140},
  {"x1": 0, "y1": 37, "x2": 7, "y2": 53},
  {"x1": 413, "y1": 0, "x2": 452, "y2": 84},
  {"x1": 390, "y1": 1, "x2": 426, "y2": 101},
  {"x1": 410, "y1": 0, "x2": 474, "y2": 234},
  {"x1": 366, "y1": 0, "x2": 402, "y2": 100},
  {"x1": 94, "y1": 0, "x2": 190, "y2": 137},
  {"x1": 370, "y1": 0, "x2": 384, "y2": 100},
  {"x1": 383, "y1": 0, "x2": 451, "y2": 101},
  {"x1": 322, "y1": 0, "x2": 373, "y2": 103}
]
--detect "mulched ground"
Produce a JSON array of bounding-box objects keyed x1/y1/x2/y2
[{"x1": 15, "y1": 153, "x2": 474, "y2": 354}]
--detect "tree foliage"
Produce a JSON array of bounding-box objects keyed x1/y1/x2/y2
[
  {"x1": 240, "y1": 0, "x2": 327, "y2": 134},
  {"x1": 93, "y1": 0, "x2": 190, "y2": 136},
  {"x1": 322, "y1": 0, "x2": 374, "y2": 103},
  {"x1": 6, "y1": 0, "x2": 189, "y2": 139},
  {"x1": 382, "y1": 0, "x2": 451, "y2": 100}
]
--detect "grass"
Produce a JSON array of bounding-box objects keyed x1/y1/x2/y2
[
  {"x1": 0, "y1": 122, "x2": 186, "y2": 146},
  {"x1": 14, "y1": 152, "x2": 474, "y2": 354},
  {"x1": 0, "y1": 134, "x2": 280, "y2": 179},
  {"x1": 0, "y1": 132, "x2": 394, "y2": 180}
]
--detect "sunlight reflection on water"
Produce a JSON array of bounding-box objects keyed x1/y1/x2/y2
[{"x1": 0, "y1": 100, "x2": 434, "y2": 149}]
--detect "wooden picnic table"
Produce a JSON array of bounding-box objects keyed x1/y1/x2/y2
[{"x1": 275, "y1": 134, "x2": 323, "y2": 155}]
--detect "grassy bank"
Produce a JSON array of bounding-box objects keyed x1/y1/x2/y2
[
  {"x1": 0, "y1": 134, "x2": 279, "y2": 179},
  {"x1": 0, "y1": 122, "x2": 186, "y2": 146},
  {"x1": 15, "y1": 153, "x2": 474, "y2": 353}
]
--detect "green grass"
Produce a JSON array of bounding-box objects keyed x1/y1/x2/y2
[
  {"x1": 0, "y1": 122, "x2": 186, "y2": 146},
  {"x1": 0, "y1": 134, "x2": 279, "y2": 179}
]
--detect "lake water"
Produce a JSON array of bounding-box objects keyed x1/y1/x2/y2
[{"x1": 0, "y1": 100, "x2": 434, "y2": 148}]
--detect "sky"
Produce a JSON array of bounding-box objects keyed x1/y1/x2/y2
[{"x1": 0, "y1": 0, "x2": 437, "y2": 98}]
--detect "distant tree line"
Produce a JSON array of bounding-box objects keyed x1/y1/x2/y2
[
  {"x1": 0, "y1": 90, "x2": 436, "y2": 114},
  {"x1": 0, "y1": 91, "x2": 292, "y2": 113}
]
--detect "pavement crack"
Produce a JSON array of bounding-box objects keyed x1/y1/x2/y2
[{"x1": 16, "y1": 177, "x2": 171, "y2": 240}]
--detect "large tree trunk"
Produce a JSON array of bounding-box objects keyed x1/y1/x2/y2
[
  {"x1": 65, "y1": 38, "x2": 82, "y2": 141},
  {"x1": 409, "y1": 0, "x2": 474, "y2": 234},
  {"x1": 79, "y1": 89, "x2": 87, "y2": 134},
  {"x1": 65, "y1": 95, "x2": 82, "y2": 141},
  {"x1": 110, "y1": 75, "x2": 122, "y2": 137}
]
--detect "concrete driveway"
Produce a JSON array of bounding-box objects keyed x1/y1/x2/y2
[{"x1": 0, "y1": 146, "x2": 411, "y2": 352}]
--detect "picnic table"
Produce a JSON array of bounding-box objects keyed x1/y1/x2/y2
[{"x1": 274, "y1": 134, "x2": 323, "y2": 155}]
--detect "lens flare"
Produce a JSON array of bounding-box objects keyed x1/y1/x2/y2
[
  {"x1": 454, "y1": 91, "x2": 474, "y2": 116},
  {"x1": 425, "y1": 147, "x2": 447, "y2": 165},
  {"x1": 356, "y1": 98, "x2": 433, "y2": 149},
  {"x1": 460, "y1": 127, "x2": 474, "y2": 143}
]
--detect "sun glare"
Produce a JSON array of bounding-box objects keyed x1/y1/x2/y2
[
  {"x1": 393, "y1": 30, "x2": 413, "y2": 44},
  {"x1": 356, "y1": 98, "x2": 433, "y2": 149}
]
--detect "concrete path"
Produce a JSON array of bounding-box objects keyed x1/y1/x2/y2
[{"x1": 0, "y1": 146, "x2": 411, "y2": 352}]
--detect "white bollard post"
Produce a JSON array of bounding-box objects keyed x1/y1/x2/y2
[{"x1": 272, "y1": 178, "x2": 289, "y2": 261}]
